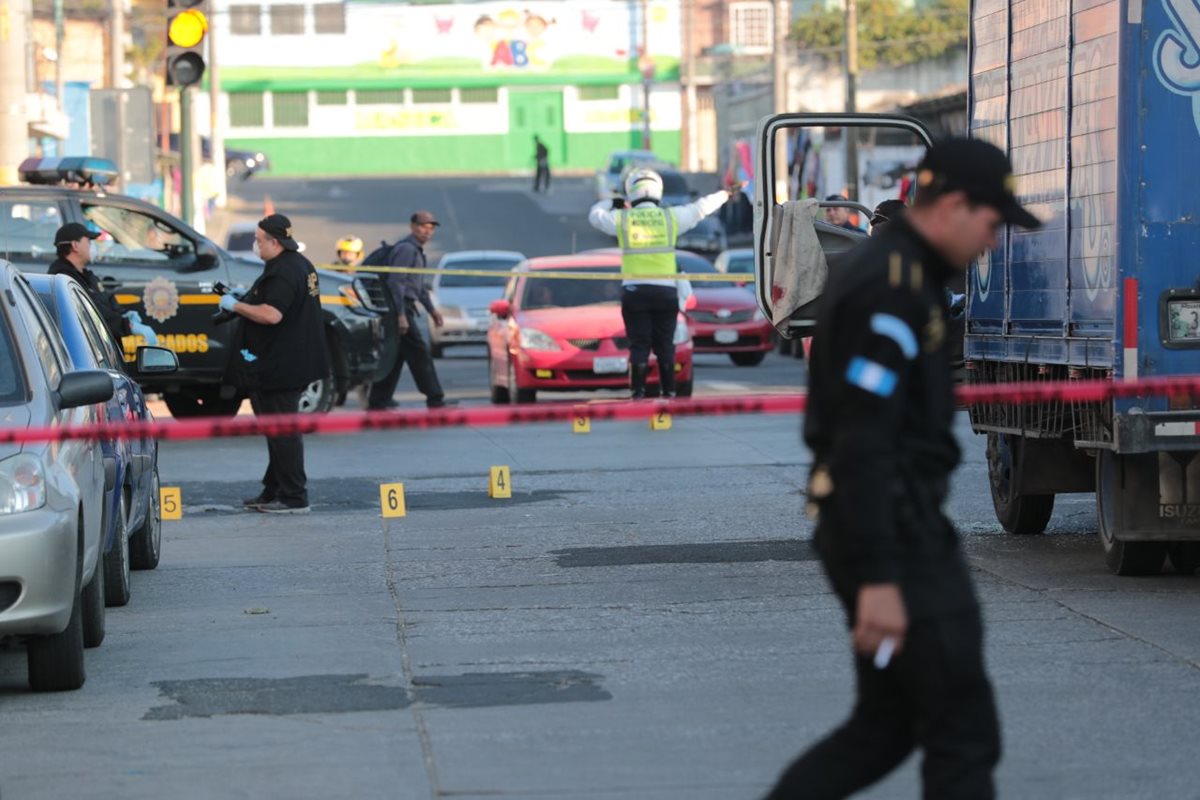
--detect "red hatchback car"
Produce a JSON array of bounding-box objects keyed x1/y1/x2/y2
[{"x1": 486, "y1": 255, "x2": 694, "y2": 403}]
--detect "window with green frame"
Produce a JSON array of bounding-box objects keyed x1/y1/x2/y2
[
  {"x1": 578, "y1": 85, "x2": 621, "y2": 101},
  {"x1": 316, "y1": 90, "x2": 348, "y2": 106},
  {"x1": 229, "y1": 92, "x2": 265, "y2": 127},
  {"x1": 459, "y1": 87, "x2": 499, "y2": 104},
  {"x1": 356, "y1": 89, "x2": 406, "y2": 105},
  {"x1": 411, "y1": 88, "x2": 452, "y2": 104},
  {"x1": 272, "y1": 92, "x2": 309, "y2": 127}
]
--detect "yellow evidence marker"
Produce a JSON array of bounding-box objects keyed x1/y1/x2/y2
[
  {"x1": 160, "y1": 487, "x2": 183, "y2": 520},
  {"x1": 380, "y1": 483, "x2": 406, "y2": 518},
  {"x1": 650, "y1": 410, "x2": 672, "y2": 431},
  {"x1": 489, "y1": 466, "x2": 512, "y2": 499},
  {"x1": 573, "y1": 412, "x2": 591, "y2": 433}
]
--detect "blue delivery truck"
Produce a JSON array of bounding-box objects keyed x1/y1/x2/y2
[{"x1": 751, "y1": 0, "x2": 1200, "y2": 575}]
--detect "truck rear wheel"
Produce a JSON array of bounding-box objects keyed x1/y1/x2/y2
[
  {"x1": 1096, "y1": 451, "x2": 1167, "y2": 575},
  {"x1": 986, "y1": 433, "x2": 1054, "y2": 535},
  {"x1": 1167, "y1": 542, "x2": 1200, "y2": 575}
]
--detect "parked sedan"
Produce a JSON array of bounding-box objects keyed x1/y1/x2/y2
[
  {"x1": 430, "y1": 250, "x2": 524, "y2": 357},
  {"x1": 0, "y1": 261, "x2": 114, "y2": 691},
  {"x1": 676, "y1": 251, "x2": 773, "y2": 366},
  {"x1": 28, "y1": 273, "x2": 178, "y2": 609},
  {"x1": 486, "y1": 254, "x2": 693, "y2": 403}
]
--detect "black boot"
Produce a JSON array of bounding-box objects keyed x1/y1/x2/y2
[
  {"x1": 630, "y1": 363, "x2": 648, "y2": 399},
  {"x1": 660, "y1": 365, "x2": 676, "y2": 399}
]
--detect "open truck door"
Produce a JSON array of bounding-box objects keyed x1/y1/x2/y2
[{"x1": 751, "y1": 113, "x2": 935, "y2": 343}]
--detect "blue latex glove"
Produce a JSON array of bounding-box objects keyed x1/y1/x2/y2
[
  {"x1": 240, "y1": 349, "x2": 257, "y2": 362},
  {"x1": 129, "y1": 320, "x2": 159, "y2": 346},
  {"x1": 230, "y1": 286, "x2": 248, "y2": 299},
  {"x1": 946, "y1": 288, "x2": 966, "y2": 321},
  {"x1": 123, "y1": 310, "x2": 143, "y2": 325},
  {"x1": 218, "y1": 294, "x2": 239, "y2": 313}
]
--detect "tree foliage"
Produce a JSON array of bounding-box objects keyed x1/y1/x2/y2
[{"x1": 790, "y1": 0, "x2": 968, "y2": 71}]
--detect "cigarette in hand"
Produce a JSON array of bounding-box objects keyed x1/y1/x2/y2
[{"x1": 874, "y1": 636, "x2": 896, "y2": 670}]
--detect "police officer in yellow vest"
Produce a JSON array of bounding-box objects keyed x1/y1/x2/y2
[{"x1": 589, "y1": 169, "x2": 738, "y2": 398}]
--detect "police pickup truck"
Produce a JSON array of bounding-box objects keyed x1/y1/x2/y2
[{"x1": 0, "y1": 158, "x2": 391, "y2": 417}]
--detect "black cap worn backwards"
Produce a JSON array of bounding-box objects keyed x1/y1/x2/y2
[
  {"x1": 54, "y1": 222, "x2": 100, "y2": 245},
  {"x1": 916, "y1": 138, "x2": 1041, "y2": 230},
  {"x1": 258, "y1": 213, "x2": 300, "y2": 251},
  {"x1": 870, "y1": 199, "x2": 907, "y2": 227}
]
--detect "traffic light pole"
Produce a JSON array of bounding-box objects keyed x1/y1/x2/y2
[{"x1": 180, "y1": 86, "x2": 194, "y2": 226}]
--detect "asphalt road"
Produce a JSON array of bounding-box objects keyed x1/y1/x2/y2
[{"x1": 2, "y1": 177, "x2": 1199, "y2": 799}]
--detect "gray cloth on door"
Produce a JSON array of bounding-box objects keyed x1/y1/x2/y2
[{"x1": 769, "y1": 198, "x2": 827, "y2": 337}]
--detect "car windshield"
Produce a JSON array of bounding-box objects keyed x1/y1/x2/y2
[
  {"x1": 660, "y1": 173, "x2": 690, "y2": 197},
  {"x1": 677, "y1": 253, "x2": 741, "y2": 288},
  {"x1": 725, "y1": 253, "x2": 754, "y2": 274},
  {"x1": 0, "y1": 314, "x2": 27, "y2": 406},
  {"x1": 227, "y1": 231, "x2": 256, "y2": 251},
  {"x1": 520, "y1": 272, "x2": 622, "y2": 309},
  {"x1": 440, "y1": 258, "x2": 521, "y2": 288}
]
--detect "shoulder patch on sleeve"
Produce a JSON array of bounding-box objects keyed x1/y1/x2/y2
[
  {"x1": 888, "y1": 252, "x2": 903, "y2": 287},
  {"x1": 870, "y1": 313, "x2": 918, "y2": 359},
  {"x1": 845, "y1": 356, "x2": 899, "y2": 397}
]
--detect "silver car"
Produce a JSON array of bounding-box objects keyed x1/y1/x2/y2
[
  {"x1": 429, "y1": 251, "x2": 524, "y2": 357},
  {"x1": 0, "y1": 261, "x2": 114, "y2": 691}
]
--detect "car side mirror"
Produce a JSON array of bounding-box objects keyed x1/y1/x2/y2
[
  {"x1": 136, "y1": 345, "x2": 179, "y2": 375},
  {"x1": 56, "y1": 370, "x2": 114, "y2": 409},
  {"x1": 489, "y1": 299, "x2": 511, "y2": 319},
  {"x1": 189, "y1": 240, "x2": 219, "y2": 271}
]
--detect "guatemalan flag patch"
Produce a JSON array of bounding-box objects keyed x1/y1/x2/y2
[{"x1": 845, "y1": 356, "x2": 898, "y2": 397}]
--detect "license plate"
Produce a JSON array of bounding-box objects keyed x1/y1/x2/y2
[
  {"x1": 714, "y1": 329, "x2": 740, "y2": 344},
  {"x1": 1168, "y1": 300, "x2": 1200, "y2": 341},
  {"x1": 593, "y1": 356, "x2": 629, "y2": 375}
]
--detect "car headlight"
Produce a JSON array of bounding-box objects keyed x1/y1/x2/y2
[
  {"x1": 673, "y1": 319, "x2": 691, "y2": 345},
  {"x1": 519, "y1": 327, "x2": 561, "y2": 351},
  {"x1": 337, "y1": 284, "x2": 365, "y2": 309},
  {"x1": 0, "y1": 454, "x2": 47, "y2": 514}
]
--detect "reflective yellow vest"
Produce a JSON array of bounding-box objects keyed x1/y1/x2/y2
[{"x1": 616, "y1": 206, "x2": 678, "y2": 278}]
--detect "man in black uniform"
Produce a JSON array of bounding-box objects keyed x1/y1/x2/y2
[
  {"x1": 764, "y1": 139, "x2": 1041, "y2": 800},
  {"x1": 48, "y1": 222, "x2": 157, "y2": 345},
  {"x1": 222, "y1": 214, "x2": 329, "y2": 514}
]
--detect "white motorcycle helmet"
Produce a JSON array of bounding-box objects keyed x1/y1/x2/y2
[{"x1": 624, "y1": 168, "x2": 664, "y2": 204}]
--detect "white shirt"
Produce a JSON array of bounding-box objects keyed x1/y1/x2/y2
[{"x1": 588, "y1": 191, "x2": 731, "y2": 289}]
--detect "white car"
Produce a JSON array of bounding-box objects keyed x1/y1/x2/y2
[
  {"x1": 0, "y1": 262, "x2": 114, "y2": 691},
  {"x1": 430, "y1": 250, "x2": 525, "y2": 357},
  {"x1": 714, "y1": 248, "x2": 754, "y2": 277}
]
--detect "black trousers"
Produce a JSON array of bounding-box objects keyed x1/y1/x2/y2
[
  {"x1": 621, "y1": 285, "x2": 678, "y2": 390},
  {"x1": 534, "y1": 162, "x2": 551, "y2": 192},
  {"x1": 249, "y1": 389, "x2": 307, "y2": 506},
  {"x1": 367, "y1": 304, "x2": 445, "y2": 408},
  {"x1": 764, "y1": 607, "x2": 1000, "y2": 800}
]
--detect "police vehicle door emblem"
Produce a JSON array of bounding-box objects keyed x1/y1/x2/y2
[
  {"x1": 143, "y1": 276, "x2": 180, "y2": 323},
  {"x1": 307, "y1": 273, "x2": 319, "y2": 298}
]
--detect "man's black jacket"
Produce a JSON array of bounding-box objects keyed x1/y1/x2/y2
[
  {"x1": 48, "y1": 258, "x2": 129, "y2": 342},
  {"x1": 803, "y1": 215, "x2": 976, "y2": 620}
]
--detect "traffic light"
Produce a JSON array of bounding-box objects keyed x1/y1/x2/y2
[{"x1": 166, "y1": 0, "x2": 208, "y2": 87}]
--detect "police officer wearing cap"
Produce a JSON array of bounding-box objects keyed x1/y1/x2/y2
[
  {"x1": 49, "y1": 222, "x2": 158, "y2": 346},
  {"x1": 222, "y1": 214, "x2": 329, "y2": 514},
  {"x1": 588, "y1": 170, "x2": 737, "y2": 398},
  {"x1": 764, "y1": 138, "x2": 1042, "y2": 800}
]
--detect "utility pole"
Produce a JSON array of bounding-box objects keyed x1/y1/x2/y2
[
  {"x1": 110, "y1": 0, "x2": 127, "y2": 187},
  {"x1": 639, "y1": 0, "x2": 652, "y2": 151},
  {"x1": 181, "y1": 86, "x2": 194, "y2": 225},
  {"x1": 0, "y1": 0, "x2": 30, "y2": 186},
  {"x1": 772, "y1": 0, "x2": 790, "y2": 202},
  {"x1": 681, "y1": 0, "x2": 698, "y2": 172},
  {"x1": 54, "y1": 0, "x2": 64, "y2": 104},
  {"x1": 209, "y1": 16, "x2": 226, "y2": 208},
  {"x1": 844, "y1": 0, "x2": 859, "y2": 199}
]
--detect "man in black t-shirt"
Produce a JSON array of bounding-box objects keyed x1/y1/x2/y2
[{"x1": 221, "y1": 214, "x2": 329, "y2": 514}]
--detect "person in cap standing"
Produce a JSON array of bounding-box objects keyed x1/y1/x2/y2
[
  {"x1": 824, "y1": 194, "x2": 861, "y2": 232},
  {"x1": 764, "y1": 138, "x2": 1042, "y2": 800},
  {"x1": 868, "y1": 198, "x2": 907, "y2": 236},
  {"x1": 222, "y1": 214, "x2": 329, "y2": 514},
  {"x1": 49, "y1": 222, "x2": 158, "y2": 346},
  {"x1": 588, "y1": 170, "x2": 738, "y2": 398},
  {"x1": 366, "y1": 210, "x2": 451, "y2": 410}
]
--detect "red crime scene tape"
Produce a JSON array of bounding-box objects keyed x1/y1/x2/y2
[{"x1": 4, "y1": 375, "x2": 1200, "y2": 445}]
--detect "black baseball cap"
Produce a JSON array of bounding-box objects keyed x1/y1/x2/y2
[
  {"x1": 916, "y1": 138, "x2": 1041, "y2": 230},
  {"x1": 411, "y1": 210, "x2": 440, "y2": 227},
  {"x1": 54, "y1": 222, "x2": 100, "y2": 245},
  {"x1": 258, "y1": 213, "x2": 299, "y2": 251},
  {"x1": 870, "y1": 199, "x2": 907, "y2": 227}
]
